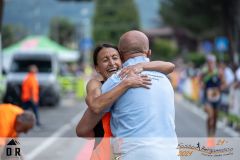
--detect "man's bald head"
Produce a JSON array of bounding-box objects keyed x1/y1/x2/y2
[
  {"x1": 118, "y1": 30, "x2": 149, "y2": 55},
  {"x1": 15, "y1": 111, "x2": 35, "y2": 133}
]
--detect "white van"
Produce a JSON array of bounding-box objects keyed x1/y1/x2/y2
[{"x1": 3, "y1": 52, "x2": 60, "y2": 106}]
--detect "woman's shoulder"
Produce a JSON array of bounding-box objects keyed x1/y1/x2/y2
[
  {"x1": 86, "y1": 78, "x2": 104, "y2": 95},
  {"x1": 89, "y1": 74, "x2": 104, "y2": 83},
  {"x1": 86, "y1": 78, "x2": 103, "y2": 89},
  {"x1": 87, "y1": 78, "x2": 101, "y2": 85}
]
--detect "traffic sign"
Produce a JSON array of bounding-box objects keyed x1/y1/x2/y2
[
  {"x1": 215, "y1": 37, "x2": 229, "y2": 52},
  {"x1": 79, "y1": 38, "x2": 93, "y2": 52},
  {"x1": 201, "y1": 41, "x2": 213, "y2": 54}
]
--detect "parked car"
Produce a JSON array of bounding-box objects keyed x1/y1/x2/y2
[{"x1": 3, "y1": 52, "x2": 60, "y2": 106}]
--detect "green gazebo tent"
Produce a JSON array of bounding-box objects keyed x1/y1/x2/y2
[
  {"x1": 2, "y1": 35, "x2": 80, "y2": 71},
  {"x1": 3, "y1": 35, "x2": 80, "y2": 62}
]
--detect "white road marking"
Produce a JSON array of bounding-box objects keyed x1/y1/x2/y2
[{"x1": 25, "y1": 105, "x2": 86, "y2": 160}]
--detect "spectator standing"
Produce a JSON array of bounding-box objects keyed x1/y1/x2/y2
[{"x1": 21, "y1": 65, "x2": 41, "y2": 126}]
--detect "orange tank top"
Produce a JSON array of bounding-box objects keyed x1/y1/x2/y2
[
  {"x1": 102, "y1": 112, "x2": 112, "y2": 137},
  {"x1": 90, "y1": 113, "x2": 112, "y2": 160}
]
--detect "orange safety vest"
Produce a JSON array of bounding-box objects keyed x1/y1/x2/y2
[
  {"x1": 0, "y1": 104, "x2": 24, "y2": 146},
  {"x1": 21, "y1": 72, "x2": 39, "y2": 103}
]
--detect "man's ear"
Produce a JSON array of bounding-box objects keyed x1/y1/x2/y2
[
  {"x1": 145, "y1": 49, "x2": 151, "y2": 57},
  {"x1": 120, "y1": 53, "x2": 125, "y2": 62},
  {"x1": 15, "y1": 116, "x2": 22, "y2": 132},
  {"x1": 120, "y1": 53, "x2": 123, "y2": 60}
]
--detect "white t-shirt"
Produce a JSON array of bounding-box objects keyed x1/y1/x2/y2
[
  {"x1": 236, "y1": 67, "x2": 240, "y2": 82},
  {"x1": 224, "y1": 67, "x2": 234, "y2": 85}
]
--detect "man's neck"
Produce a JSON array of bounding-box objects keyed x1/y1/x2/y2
[
  {"x1": 122, "y1": 55, "x2": 149, "y2": 67},
  {"x1": 122, "y1": 53, "x2": 146, "y2": 62}
]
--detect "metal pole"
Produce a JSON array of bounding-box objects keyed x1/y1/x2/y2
[
  {"x1": 0, "y1": 0, "x2": 4, "y2": 77},
  {"x1": 0, "y1": 33, "x2": 2, "y2": 77}
]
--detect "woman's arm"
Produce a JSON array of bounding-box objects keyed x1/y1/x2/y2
[
  {"x1": 76, "y1": 75, "x2": 151, "y2": 137},
  {"x1": 76, "y1": 108, "x2": 102, "y2": 138},
  {"x1": 119, "y1": 61, "x2": 175, "y2": 78},
  {"x1": 86, "y1": 75, "x2": 151, "y2": 114},
  {"x1": 141, "y1": 61, "x2": 175, "y2": 74}
]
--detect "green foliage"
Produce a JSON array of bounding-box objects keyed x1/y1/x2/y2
[
  {"x1": 151, "y1": 38, "x2": 178, "y2": 61},
  {"x1": 183, "y1": 52, "x2": 230, "y2": 68},
  {"x1": 0, "y1": 76, "x2": 6, "y2": 100},
  {"x1": 204, "y1": 51, "x2": 230, "y2": 63},
  {"x1": 215, "y1": 53, "x2": 230, "y2": 63},
  {"x1": 57, "y1": 0, "x2": 92, "y2": 1},
  {"x1": 219, "y1": 111, "x2": 240, "y2": 127},
  {"x1": 160, "y1": 0, "x2": 226, "y2": 38},
  {"x1": 93, "y1": 0, "x2": 140, "y2": 45},
  {"x1": 49, "y1": 17, "x2": 76, "y2": 47},
  {"x1": 2, "y1": 25, "x2": 27, "y2": 48},
  {"x1": 183, "y1": 52, "x2": 206, "y2": 68},
  {"x1": 160, "y1": 0, "x2": 240, "y2": 64}
]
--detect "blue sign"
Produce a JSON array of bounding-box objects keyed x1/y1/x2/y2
[
  {"x1": 201, "y1": 41, "x2": 213, "y2": 54},
  {"x1": 79, "y1": 38, "x2": 93, "y2": 51},
  {"x1": 215, "y1": 37, "x2": 229, "y2": 52}
]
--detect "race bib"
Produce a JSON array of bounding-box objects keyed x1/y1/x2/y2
[{"x1": 207, "y1": 87, "x2": 220, "y2": 103}]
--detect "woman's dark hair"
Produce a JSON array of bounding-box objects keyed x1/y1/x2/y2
[{"x1": 93, "y1": 43, "x2": 119, "y2": 66}]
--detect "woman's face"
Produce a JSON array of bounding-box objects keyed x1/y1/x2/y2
[{"x1": 96, "y1": 47, "x2": 122, "y2": 80}]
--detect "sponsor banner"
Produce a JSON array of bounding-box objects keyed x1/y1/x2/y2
[{"x1": 0, "y1": 137, "x2": 239, "y2": 160}]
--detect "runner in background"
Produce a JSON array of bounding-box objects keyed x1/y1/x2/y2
[{"x1": 200, "y1": 55, "x2": 224, "y2": 144}]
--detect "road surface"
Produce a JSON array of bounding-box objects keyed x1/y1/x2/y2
[{"x1": 6, "y1": 94, "x2": 238, "y2": 160}]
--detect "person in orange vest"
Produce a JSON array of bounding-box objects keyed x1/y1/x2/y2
[
  {"x1": 21, "y1": 65, "x2": 41, "y2": 126},
  {"x1": 0, "y1": 103, "x2": 35, "y2": 146}
]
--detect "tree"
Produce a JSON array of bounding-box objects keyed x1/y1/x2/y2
[
  {"x1": 161, "y1": 0, "x2": 223, "y2": 38},
  {"x1": 160, "y1": 0, "x2": 240, "y2": 64},
  {"x1": 57, "y1": 0, "x2": 92, "y2": 1},
  {"x1": 0, "y1": 0, "x2": 4, "y2": 76},
  {"x1": 93, "y1": 0, "x2": 140, "y2": 45},
  {"x1": 151, "y1": 38, "x2": 177, "y2": 61},
  {"x1": 2, "y1": 25, "x2": 27, "y2": 48},
  {"x1": 49, "y1": 17, "x2": 76, "y2": 47}
]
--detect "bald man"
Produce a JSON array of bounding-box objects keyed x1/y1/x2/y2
[
  {"x1": 101, "y1": 30, "x2": 179, "y2": 160},
  {"x1": 0, "y1": 104, "x2": 35, "y2": 146}
]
